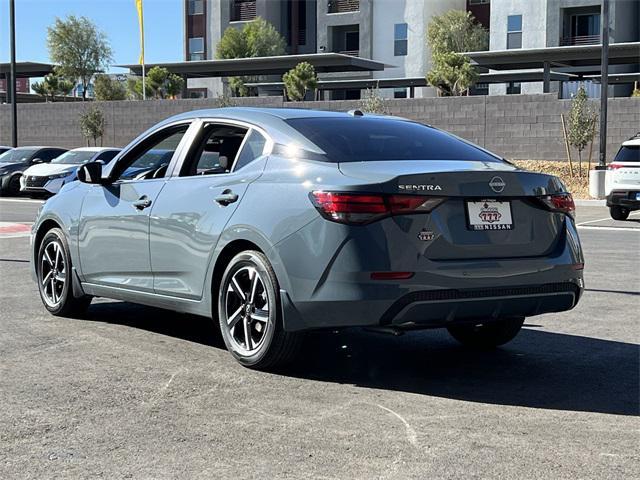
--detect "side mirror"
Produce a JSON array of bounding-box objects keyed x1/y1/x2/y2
[
  {"x1": 77, "y1": 161, "x2": 104, "y2": 184},
  {"x1": 32, "y1": 158, "x2": 44, "y2": 164},
  {"x1": 218, "y1": 155, "x2": 230, "y2": 171}
]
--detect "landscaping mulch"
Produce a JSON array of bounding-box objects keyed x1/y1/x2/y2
[{"x1": 513, "y1": 160, "x2": 591, "y2": 199}]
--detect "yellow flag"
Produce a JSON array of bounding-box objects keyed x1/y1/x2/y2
[{"x1": 135, "y1": 0, "x2": 145, "y2": 65}]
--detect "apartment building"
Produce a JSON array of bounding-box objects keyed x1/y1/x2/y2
[
  {"x1": 183, "y1": 0, "x2": 465, "y2": 99},
  {"x1": 488, "y1": 0, "x2": 639, "y2": 96}
]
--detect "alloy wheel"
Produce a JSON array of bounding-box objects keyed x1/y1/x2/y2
[
  {"x1": 224, "y1": 266, "x2": 271, "y2": 355},
  {"x1": 40, "y1": 239, "x2": 66, "y2": 307}
]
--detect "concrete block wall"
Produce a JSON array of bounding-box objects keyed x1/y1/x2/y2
[{"x1": 1, "y1": 94, "x2": 638, "y2": 161}]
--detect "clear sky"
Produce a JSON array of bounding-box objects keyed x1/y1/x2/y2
[{"x1": 0, "y1": 0, "x2": 183, "y2": 72}]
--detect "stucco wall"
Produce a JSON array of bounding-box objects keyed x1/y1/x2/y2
[{"x1": 1, "y1": 94, "x2": 637, "y2": 162}]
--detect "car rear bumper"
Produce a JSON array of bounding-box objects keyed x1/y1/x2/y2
[{"x1": 606, "y1": 190, "x2": 640, "y2": 210}]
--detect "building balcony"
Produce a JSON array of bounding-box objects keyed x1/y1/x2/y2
[
  {"x1": 338, "y1": 50, "x2": 359, "y2": 57},
  {"x1": 328, "y1": 0, "x2": 360, "y2": 14},
  {"x1": 560, "y1": 34, "x2": 601, "y2": 46},
  {"x1": 230, "y1": 0, "x2": 256, "y2": 22}
]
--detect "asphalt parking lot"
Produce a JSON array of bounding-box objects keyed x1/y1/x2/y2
[{"x1": 0, "y1": 197, "x2": 638, "y2": 479}]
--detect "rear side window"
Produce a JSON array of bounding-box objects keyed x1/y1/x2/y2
[
  {"x1": 285, "y1": 117, "x2": 501, "y2": 163},
  {"x1": 234, "y1": 130, "x2": 267, "y2": 171},
  {"x1": 614, "y1": 146, "x2": 640, "y2": 162}
]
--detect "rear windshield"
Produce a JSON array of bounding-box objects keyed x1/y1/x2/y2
[
  {"x1": 285, "y1": 117, "x2": 502, "y2": 163},
  {"x1": 614, "y1": 145, "x2": 640, "y2": 162}
]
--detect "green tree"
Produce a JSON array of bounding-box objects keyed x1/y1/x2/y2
[
  {"x1": 283, "y1": 62, "x2": 318, "y2": 101},
  {"x1": 47, "y1": 15, "x2": 113, "y2": 100},
  {"x1": 567, "y1": 85, "x2": 598, "y2": 176},
  {"x1": 359, "y1": 85, "x2": 389, "y2": 115},
  {"x1": 127, "y1": 77, "x2": 152, "y2": 100},
  {"x1": 216, "y1": 17, "x2": 286, "y2": 97},
  {"x1": 427, "y1": 10, "x2": 488, "y2": 56},
  {"x1": 145, "y1": 66, "x2": 185, "y2": 99},
  {"x1": 94, "y1": 74, "x2": 127, "y2": 101},
  {"x1": 426, "y1": 52, "x2": 478, "y2": 97},
  {"x1": 31, "y1": 73, "x2": 74, "y2": 102},
  {"x1": 79, "y1": 106, "x2": 106, "y2": 147},
  {"x1": 426, "y1": 10, "x2": 487, "y2": 96}
]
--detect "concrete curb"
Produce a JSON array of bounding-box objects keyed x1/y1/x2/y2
[{"x1": 575, "y1": 199, "x2": 606, "y2": 206}]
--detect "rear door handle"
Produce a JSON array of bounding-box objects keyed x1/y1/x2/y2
[
  {"x1": 132, "y1": 195, "x2": 152, "y2": 210},
  {"x1": 215, "y1": 189, "x2": 239, "y2": 206}
]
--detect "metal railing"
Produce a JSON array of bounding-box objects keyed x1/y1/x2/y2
[
  {"x1": 560, "y1": 34, "x2": 600, "y2": 46},
  {"x1": 230, "y1": 0, "x2": 256, "y2": 22},
  {"x1": 328, "y1": 0, "x2": 359, "y2": 14},
  {"x1": 338, "y1": 49, "x2": 359, "y2": 56}
]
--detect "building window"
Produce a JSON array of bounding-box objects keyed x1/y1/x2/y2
[
  {"x1": 344, "y1": 30, "x2": 359, "y2": 55},
  {"x1": 188, "y1": 37, "x2": 205, "y2": 61},
  {"x1": 507, "y1": 81, "x2": 521, "y2": 94},
  {"x1": 230, "y1": 0, "x2": 257, "y2": 22},
  {"x1": 394, "y1": 88, "x2": 407, "y2": 99},
  {"x1": 188, "y1": 0, "x2": 204, "y2": 15},
  {"x1": 394, "y1": 23, "x2": 408, "y2": 56},
  {"x1": 328, "y1": 0, "x2": 360, "y2": 14},
  {"x1": 469, "y1": 0, "x2": 490, "y2": 4},
  {"x1": 507, "y1": 15, "x2": 522, "y2": 49}
]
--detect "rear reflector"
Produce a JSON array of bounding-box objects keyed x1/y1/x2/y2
[
  {"x1": 310, "y1": 191, "x2": 444, "y2": 225},
  {"x1": 539, "y1": 193, "x2": 575, "y2": 218},
  {"x1": 371, "y1": 272, "x2": 414, "y2": 280},
  {"x1": 572, "y1": 263, "x2": 584, "y2": 270}
]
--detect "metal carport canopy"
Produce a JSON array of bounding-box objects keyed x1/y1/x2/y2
[
  {"x1": 0, "y1": 61, "x2": 55, "y2": 79},
  {"x1": 117, "y1": 53, "x2": 390, "y2": 78},
  {"x1": 466, "y1": 42, "x2": 640, "y2": 70}
]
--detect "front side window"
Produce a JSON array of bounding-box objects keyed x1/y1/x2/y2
[
  {"x1": 285, "y1": 117, "x2": 502, "y2": 163},
  {"x1": 115, "y1": 125, "x2": 189, "y2": 181},
  {"x1": 507, "y1": 15, "x2": 522, "y2": 49},
  {"x1": 95, "y1": 150, "x2": 119, "y2": 163},
  {"x1": 394, "y1": 23, "x2": 408, "y2": 56}
]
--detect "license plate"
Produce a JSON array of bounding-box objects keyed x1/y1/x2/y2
[
  {"x1": 466, "y1": 200, "x2": 513, "y2": 231},
  {"x1": 635, "y1": 192, "x2": 640, "y2": 201}
]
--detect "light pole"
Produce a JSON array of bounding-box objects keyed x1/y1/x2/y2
[
  {"x1": 599, "y1": 0, "x2": 609, "y2": 167},
  {"x1": 9, "y1": 0, "x2": 18, "y2": 147}
]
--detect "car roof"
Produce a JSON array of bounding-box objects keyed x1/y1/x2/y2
[{"x1": 622, "y1": 137, "x2": 640, "y2": 147}]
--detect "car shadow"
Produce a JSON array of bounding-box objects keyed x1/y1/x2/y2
[{"x1": 84, "y1": 300, "x2": 639, "y2": 417}]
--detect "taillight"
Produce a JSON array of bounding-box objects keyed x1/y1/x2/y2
[
  {"x1": 539, "y1": 193, "x2": 575, "y2": 218},
  {"x1": 608, "y1": 163, "x2": 624, "y2": 170},
  {"x1": 310, "y1": 191, "x2": 444, "y2": 225}
]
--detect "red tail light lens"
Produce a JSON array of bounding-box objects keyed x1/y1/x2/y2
[
  {"x1": 607, "y1": 163, "x2": 624, "y2": 170},
  {"x1": 310, "y1": 191, "x2": 444, "y2": 225},
  {"x1": 539, "y1": 193, "x2": 575, "y2": 218}
]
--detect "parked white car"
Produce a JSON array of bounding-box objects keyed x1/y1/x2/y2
[
  {"x1": 20, "y1": 147, "x2": 120, "y2": 196},
  {"x1": 605, "y1": 135, "x2": 640, "y2": 220}
]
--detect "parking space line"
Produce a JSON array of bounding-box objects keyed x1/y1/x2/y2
[
  {"x1": 0, "y1": 198, "x2": 45, "y2": 204},
  {"x1": 577, "y1": 225, "x2": 640, "y2": 232}
]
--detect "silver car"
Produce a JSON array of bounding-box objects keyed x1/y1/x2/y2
[{"x1": 31, "y1": 108, "x2": 584, "y2": 369}]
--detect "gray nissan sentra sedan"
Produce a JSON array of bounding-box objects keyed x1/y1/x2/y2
[{"x1": 31, "y1": 107, "x2": 584, "y2": 369}]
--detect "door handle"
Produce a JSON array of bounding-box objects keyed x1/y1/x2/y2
[
  {"x1": 215, "y1": 189, "x2": 239, "y2": 206},
  {"x1": 132, "y1": 195, "x2": 152, "y2": 210}
]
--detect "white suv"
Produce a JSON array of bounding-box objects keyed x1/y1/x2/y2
[{"x1": 606, "y1": 135, "x2": 640, "y2": 220}]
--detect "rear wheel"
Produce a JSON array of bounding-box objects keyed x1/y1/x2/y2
[
  {"x1": 447, "y1": 317, "x2": 525, "y2": 349},
  {"x1": 610, "y1": 206, "x2": 630, "y2": 221},
  {"x1": 37, "y1": 228, "x2": 92, "y2": 317},
  {"x1": 218, "y1": 250, "x2": 302, "y2": 370}
]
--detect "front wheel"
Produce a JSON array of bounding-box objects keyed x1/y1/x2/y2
[
  {"x1": 610, "y1": 206, "x2": 630, "y2": 221},
  {"x1": 447, "y1": 317, "x2": 525, "y2": 349},
  {"x1": 36, "y1": 228, "x2": 92, "y2": 317},
  {"x1": 218, "y1": 250, "x2": 302, "y2": 370}
]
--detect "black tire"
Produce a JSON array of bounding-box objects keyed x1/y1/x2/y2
[
  {"x1": 36, "y1": 228, "x2": 92, "y2": 317},
  {"x1": 447, "y1": 317, "x2": 525, "y2": 349},
  {"x1": 610, "y1": 206, "x2": 630, "y2": 221},
  {"x1": 0, "y1": 174, "x2": 21, "y2": 197},
  {"x1": 218, "y1": 250, "x2": 303, "y2": 370}
]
